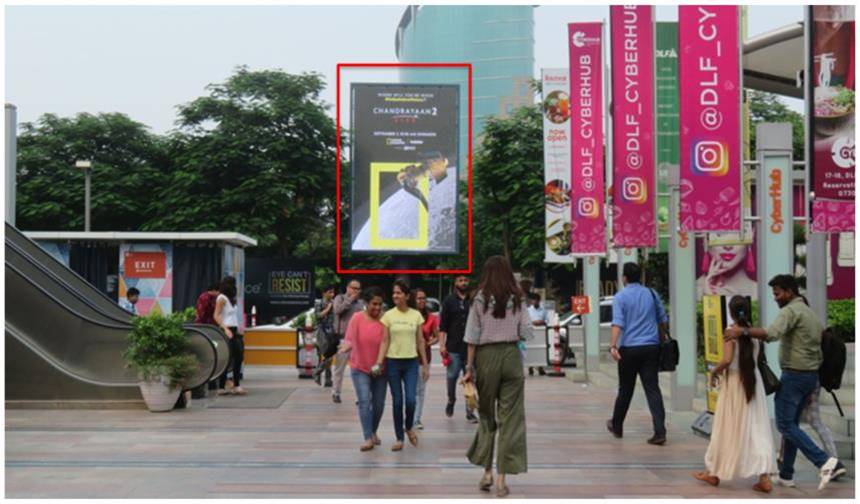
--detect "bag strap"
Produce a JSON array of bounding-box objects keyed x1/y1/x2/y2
[{"x1": 648, "y1": 289, "x2": 669, "y2": 341}]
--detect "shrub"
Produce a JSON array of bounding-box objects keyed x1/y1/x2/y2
[
  {"x1": 828, "y1": 299, "x2": 855, "y2": 343},
  {"x1": 124, "y1": 311, "x2": 199, "y2": 388}
]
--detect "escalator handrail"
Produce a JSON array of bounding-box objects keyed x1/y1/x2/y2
[
  {"x1": 5, "y1": 260, "x2": 219, "y2": 386},
  {"x1": 5, "y1": 322, "x2": 139, "y2": 388}
]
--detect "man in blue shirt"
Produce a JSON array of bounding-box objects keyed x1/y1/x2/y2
[{"x1": 606, "y1": 262, "x2": 669, "y2": 445}]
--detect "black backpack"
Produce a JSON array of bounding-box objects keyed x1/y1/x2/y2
[{"x1": 819, "y1": 327, "x2": 847, "y2": 392}]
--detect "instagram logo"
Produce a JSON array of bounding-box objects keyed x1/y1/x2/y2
[
  {"x1": 622, "y1": 177, "x2": 647, "y2": 204},
  {"x1": 577, "y1": 197, "x2": 599, "y2": 218},
  {"x1": 693, "y1": 141, "x2": 728, "y2": 176}
]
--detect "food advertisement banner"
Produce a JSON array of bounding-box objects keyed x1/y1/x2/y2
[
  {"x1": 350, "y1": 84, "x2": 459, "y2": 254},
  {"x1": 655, "y1": 22, "x2": 679, "y2": 253},
  {"x1": 678, "y1": 6, "x2": 742, "y2": 233},
  {"x1": 809, "y1": 6, "x2": 855, "y2": 233},
  {"x1": 542, "y1": 68, "x2": 574, "y2": 263},
  {"x1": 611, "y1": 5, "x2": 656, "y2": 248},
  {"x1": 568, "y1": 22, "x2": 606, "y2": 255}
]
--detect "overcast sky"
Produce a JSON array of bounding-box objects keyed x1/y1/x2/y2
[{"x1": 5, "y1": 4, "x2": 804, "y2": 134}]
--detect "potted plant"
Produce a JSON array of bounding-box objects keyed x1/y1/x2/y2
[{"x1": 124, "y1": 309, "x2": 199, "y2": 412}]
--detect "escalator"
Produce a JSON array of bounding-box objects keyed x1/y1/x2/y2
[{"x1": 4, "y1": 223, "x2": 230, "y2": 402}]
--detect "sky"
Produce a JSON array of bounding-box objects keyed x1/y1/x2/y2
[{"x1": 5, "y1": 4, "x2": 805, "y2": 134}]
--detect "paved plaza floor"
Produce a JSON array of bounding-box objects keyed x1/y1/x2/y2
[{"x1": 5, "y1": 365, "x2": 855, "y2": 498}]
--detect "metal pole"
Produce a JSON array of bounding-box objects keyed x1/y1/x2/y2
[
  {"x1": 84, "y1": 168, "x2": 91, "y2": 232},
  {"x1": 5, "y1": 104, "x2": 16, "y2": 226}
]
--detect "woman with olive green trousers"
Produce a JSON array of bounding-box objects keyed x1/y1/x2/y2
[{"x1": 463, "y1": 255, "x2": 531, "y2": 497}]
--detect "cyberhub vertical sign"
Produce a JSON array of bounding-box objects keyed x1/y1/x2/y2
[
  {"x1": 611, "y1": 5, "x2": 656, "y2": 248},
  {"x1": 568, "y1": 22, "x2": 606, "y2": 256},
  {"x1": 679, "y1": 6, "x2": 742, "y2": 233}
]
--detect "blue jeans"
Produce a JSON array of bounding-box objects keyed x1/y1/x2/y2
[
  {"x1": 446, "y1": 352, "x2": 475, "y2": 415},
  {"x1": 350, "y1": 369, "x2": 387, "y2": 442},
  {"x1": 386, "y1": 358, "x2": 419, "y2": 442},
  {"x1": 775, "y1": 371, "x2": 831, "y2": 480}
]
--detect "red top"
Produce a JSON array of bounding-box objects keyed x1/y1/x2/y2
[
  {"x1": 343, "y1": 312, "x2": 386, "y2": 374},
  {"x1": 421, "y1": 312, "x2": 439, "y2": 363},
  {"x1": 195, "y1": 292, "x2": 217, "y2": 325}
]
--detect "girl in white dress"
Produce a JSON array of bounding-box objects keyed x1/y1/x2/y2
[{"x1": 693, "y1": 295, "x2": 775, "y2": 493}]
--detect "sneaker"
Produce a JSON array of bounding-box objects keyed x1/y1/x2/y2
[
  {"x1": 774, "y1": 476, "x2": 796, "y2": 488},
  {"x1": 832, "y1": 461, "x2": 847, "y2": 480},
  {"x1": 415, "y1": 421, "x2": 424, "y2": 430},
  {"x1": 818, "y1": 457, "x2": 840, "y2": 491},
  {"x1": 445, "y1": 401, "x2": 454, "y2": 418},
  {"x1": 466, "y1": 412, "x2": 478, "y2": 424},
  {"x1": 332, "y1": 394, "x2": 342, "y2": 404},
  {"x1": 538, "y1": 367, "x2": 546, "y2": 376}
]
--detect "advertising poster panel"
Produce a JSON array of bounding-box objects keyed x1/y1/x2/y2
[
  {"x1": 702, "y1": 294, "x2": 726, "y2": 413},
  {"x1": 542, "y1": 68, "x2": 574, "y2": 263},
  {"x1": 678, "y1": 6, "x2": 742, "y2": 233},
  {"x1": 350, "y1": 84, "x2": 459, "y2": 253},
  {"x1": 568, "y1": 22, "x2": 606, "y2": 255},
  {"x1": 119, "y1": 244, "x2": 172, "y2": 316},
  {"x1": 656, "y1": 22, "x2": 679, "y2": 253},
  {"x1": 809, "y1": 6, "x2": 855, "y2": 233},
  {"x1": 611, "y1": 5, "x2": 656, "y2": 248},
  {"x1": 244, "y1": 258, "x2": 314, "y2": 325}
]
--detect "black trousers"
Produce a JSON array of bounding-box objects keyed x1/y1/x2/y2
[
  {"x1": 218, "y1": 329, "x2": 244, "y2": 388},
  {"x1": 610, "y1": 344, "x2": 666, "y2": 436}
]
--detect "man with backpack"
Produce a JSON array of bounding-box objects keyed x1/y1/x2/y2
[{"x1": 724, "y1": 274, "x2": 847, "y2": 491}]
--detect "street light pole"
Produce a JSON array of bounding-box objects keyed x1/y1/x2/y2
[{"x1": 75, "y1": 160, "x2": 92, "y2": 231}]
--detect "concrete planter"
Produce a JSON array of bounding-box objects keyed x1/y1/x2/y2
[{"x1": 138, "y1": 376, "x2": 181, "y2": 412}]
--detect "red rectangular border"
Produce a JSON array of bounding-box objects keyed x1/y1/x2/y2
[{"x1": 336, "y1": 62, "x2": 473, "y2": 275}]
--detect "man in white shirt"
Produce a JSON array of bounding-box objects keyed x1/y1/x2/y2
[{"x1": 526, "y1": 292, "x2": 548, "y2": 376}]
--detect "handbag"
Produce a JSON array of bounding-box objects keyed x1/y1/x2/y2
[
  {"x1": 649, "y1": 289, "x2": 678, "y2": 372},
  {"x1": 315, "y1": 325, "x2": 336, "y2": 358},
  {"x1": 757, "y1": 343, "x2": 780, "y2": 395}
]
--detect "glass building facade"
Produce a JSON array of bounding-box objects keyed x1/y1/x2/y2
[{"x1": 395, "y1": 6, "x2": 535, "y2": 171}]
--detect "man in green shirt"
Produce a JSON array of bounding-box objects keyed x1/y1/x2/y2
[{"x1": 724, "y1": 275, "x2": 846, "y2": 491}]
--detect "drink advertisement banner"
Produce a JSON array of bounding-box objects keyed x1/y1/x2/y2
[
  {"x1": 350, "y1": 84, "x2": 459, "y2": 254},
  {"x1": 809, "y1": 6, "x2": 855, "y2": 233},
  {"x1": 568, "y1": 22, "x2": 606, "y2": 256},
  {"x1": 656, "y1": 22, "x2": 679, "y2": 253},
  {"x1": 542, "y1": 69, "x2": 574, "y2": 263},
  {"x1": 611, "y1": 6, "x2": 656, "y2": 248},
  {"x1": 678, "y1": 6, "x2": 742, "y2": 232}
]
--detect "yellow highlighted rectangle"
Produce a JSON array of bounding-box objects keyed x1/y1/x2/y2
[{"x1": 369, "y1": 162, "x2": 429, "y2": 250}]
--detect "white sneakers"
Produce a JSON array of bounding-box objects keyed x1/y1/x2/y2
[
  {"x1": 818, "y1": 457, "x2": 845, "y2": 491},
  {"x1": 774, "y1": 476, "x2": 796, "y2": 488}
]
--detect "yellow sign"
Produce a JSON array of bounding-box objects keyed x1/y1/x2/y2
[{"x1": 703, "y1": 295, "x2": 726, "y2": 413}]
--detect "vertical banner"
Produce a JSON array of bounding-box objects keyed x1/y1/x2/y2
[
  {"x1": 656, "y1": 22, "x2": 679, "y2": 253},
  {"x1": 702, "y1": 294, "x2": 726, "y2": 413},
  {"x1": 678, "y1": 6, "x2": 742, "y2": 232},
  {"x1": 809, "y1": 6, "x2": 855, "y2": 233},
  {"x1": 119, "y1": 244, "x2": 173, "y2": 316},
  {"x1": 611, "y1": 6, "x2": 656, "y2": 248},
  {"x1": 350, "y1": 84, "x2": 460, "y2": 253},
  {"x1": 542, "y1": 69, "x2": 574, "y2": 263},
  {"x1": 568, "y1": 22, "x2": 606, "y2": 255}
]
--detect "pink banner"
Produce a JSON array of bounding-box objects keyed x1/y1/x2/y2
[
  {"x1": 678, "y1": 6, "x2": 742, "y2": 232},
  {"x1": 812, "y1": 199, "x2": 855, "y2": 232},
  {"x1": 568, "y1": 22, "x2": 606, "y2": 255},
  {"x1": 610, "y1": 6, "x2": 656, "y2": 248}
]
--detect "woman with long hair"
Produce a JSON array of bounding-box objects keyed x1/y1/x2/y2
[
  {"x1": 374, "y1": 281, "x2": 430, "y2": 451},
  {"x1": 409, "y1": 287, "x2": 440, "y2": 430},
  {"x1": 337, "y1": 286, "x2": 388, "y2": 451},
  {"x1": 463, "y1": 255, "x2": 531, "y2": 497},
  {"x1": 214, "y1": 276, "x2": 246, "y2": 395},
  {"x1": 693, "y1": 295, "x2": 775, "y2": 492}
]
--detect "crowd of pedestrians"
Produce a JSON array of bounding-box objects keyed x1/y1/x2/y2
[{"x1": 295, "y1": 262, "x2": 848, "y2": 497}]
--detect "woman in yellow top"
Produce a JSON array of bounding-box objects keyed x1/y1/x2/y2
[{"x1": 374, "y1": 280, "x2": 430, "y2": 451}]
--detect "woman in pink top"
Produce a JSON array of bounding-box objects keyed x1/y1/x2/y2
[
  {"x1": 337, "y1": 286, "x2": 387, "y2": 451},
  {"x1": 409, "y1": 287, "x2": 440, "y2": 430}
]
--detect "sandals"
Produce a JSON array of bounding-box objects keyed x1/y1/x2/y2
[
  {"x1": 406, "y1": 430, "x2": 418, "y2": 447},
  {"x1": 496, "y1": 484, "x2": 510, "y2": 498},
  {"x1": 372, "y1": 433, "x2": 381, "y2": 446},
  {"x1": 479, "y1": 474, "x2": 493, "y2": 492},
  {"x1": 359, "y1": 441, "x2": 374, "y2": 452},
  {"x1": 231, "y1": 387, "x2": 247, "y2": 395},
  {"x1": 692, "y1": 471, "x2": 720, "y2": 486},
  {"x1": 753, "y1": 475, "x2": 772, "y2": 493},
  {"x1": 391, "y1": 441, "x2": 403, "y2": 452}
]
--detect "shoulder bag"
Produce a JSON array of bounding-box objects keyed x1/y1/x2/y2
[{"x1": 649, "y1": 289, "x2": 678, "y2": 372}]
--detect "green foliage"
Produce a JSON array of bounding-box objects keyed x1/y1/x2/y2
[
  {"x1": 123, "y1": 311, "x2": 199, "y2": 388},
  {"x1": 643, "y1": 253, "x2": 669, "y2": 302},
  {"x1": 748, "y1": 90, "x2": 805, "y2": 162},
  {"x1": 827, "y1": 299, "x2": 855, "y2": 343},
  {"x1": 16, "y1": 113, "x2": 164, "y2": 231}
]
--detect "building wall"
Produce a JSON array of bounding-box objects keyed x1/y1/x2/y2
[{"x1": 395, "y1": 6, "x2": 535, "y2": 170}]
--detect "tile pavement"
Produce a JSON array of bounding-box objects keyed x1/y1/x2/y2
[{"x1": 4, "y1": 365, "x2": 854, "y2": 498}]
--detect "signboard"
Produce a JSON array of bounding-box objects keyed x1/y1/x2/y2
[
  {"x1": 350, "y1": 83, "x2": 459, "y2": 253},
  {"x1": 119, "y1": 244, "x2": 172, "y2": 316},
  {"x1": 611, "y1": 5, "x2": 656, "y2": 248},
  {"x1": 568, "y1": 22, "x2": 606, "y2": 255},
  {"x1": 570, "y1": 295, "x2": 591, "y2": 315},
  {"x1": 543, "y1": 69, "x2": 574, "y2": 263},
  {"x1": 244, "y1": 258, "x2": 314, "y2": 325},
  {"x1": 655, "y1": 22, "x2": 679, "y2": 253},
  {"x1": 678, "y1": 6, "x2": 742, "y2": 232},
  {"x1": 809, "y1": 6, "x2": 855, "y2": 233},
  {"x1": 123, "y1": 251, "x2": 167, "y2": 278},
  {"x1": 702, "y1": 294, "x2": 727, "y2": 413}
]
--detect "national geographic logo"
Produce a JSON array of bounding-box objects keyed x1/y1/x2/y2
[{"x1": 269, "y1": 270, "x2": 311, "y2": 296}]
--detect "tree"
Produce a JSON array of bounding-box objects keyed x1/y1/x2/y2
[
  {"x1": 472, "y1": 105, "x2": 545, "y2": 272},
  {"x1": 748, "y1": 90, "x2": 805, "y2": 161},
  {"x1": 142, "y1": 66, "x2": 339, "y2": 259},
  {"x1": 16, "y1": 112, "x2": 163, "y2": 231}
]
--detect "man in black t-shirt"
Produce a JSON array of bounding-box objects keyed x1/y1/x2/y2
[{"x1": 439, "y1": 274, "x2": 477, "y2": 423}]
